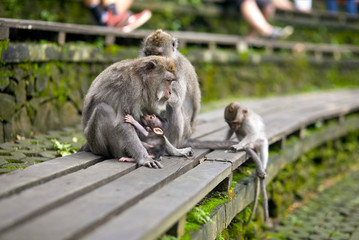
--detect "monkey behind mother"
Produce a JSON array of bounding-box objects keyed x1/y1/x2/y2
[{"x1": 81, "y1": 56, "x2": 193, "y2": 168}]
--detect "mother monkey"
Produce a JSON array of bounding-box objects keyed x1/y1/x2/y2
[
  {"x1": 81, "y1": 56, "x2": 193, "y2": 168},
  {"x1": 140, "y1": 29, "x2": 201, "y2": 147}
]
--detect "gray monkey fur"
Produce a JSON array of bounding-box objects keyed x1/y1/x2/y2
[
  {"x1": 82, "y1": 56, "x2": 193, "y2": 168},
  {"x1": 140, "y1": 29, "x2": 201, "y2": 147}
]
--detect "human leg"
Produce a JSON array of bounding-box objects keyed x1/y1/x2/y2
[
  {"x1": 326, "y1": 0, "x2": 338, "y2": 14},
  {"x1": 346, "y1": 0, "x2": 358, "y2": 16},
  {"x1": 238, "y1": 0, "x2": 293, "y2": 39},
  {"x1": 84, "y1": 0, "x2": 129, "y2": 26},
  {"x1": 240, "y1": 0, "x2": 274, "y2": 37}
]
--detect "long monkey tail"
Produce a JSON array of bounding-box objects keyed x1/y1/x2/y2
[
  {"x1": 183, "y1": 139, "x2": 238, "y2": 149},
  {"x1": 246, "y1": 177, "x2": 260, "y2": 225},
  {"x1": 244, "y1": 147, "x2": 269, "y2": 222}
]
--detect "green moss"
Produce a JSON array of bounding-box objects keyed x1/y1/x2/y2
[{"x1": 0, "y1": 40, "x2": 9, "y2": 50}]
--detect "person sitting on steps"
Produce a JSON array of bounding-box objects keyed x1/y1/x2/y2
[
  {"x1": 83, "y1": 0, "x2": 152, "y2": 32},
  {"x1": 236, "y1": 0, "x2": 294, "y2": 39}
]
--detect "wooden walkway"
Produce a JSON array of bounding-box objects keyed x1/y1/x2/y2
[
  {"x1": 0, "y1": 88, "x2": 358, "y2": 240},
  {"x1": 1, "y1": 17, "x2": 359, "y2": 59}
]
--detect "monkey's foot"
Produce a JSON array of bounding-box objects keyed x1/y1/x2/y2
[
  {"x1": 119, "y1": 157, "x2": 136, "y2": 162},
  {"x1": 144, "y1": 160, "x2": 163, "y2": 169},
  {"x1": 138, "y1": 157, "x2": 163, "y2": 169},
  {"x1": 257, "y1": 169, "x2": 267, "y2": 179},
  {"x1": 180, "y1": 147, "x2": 194, "y2": 157}
]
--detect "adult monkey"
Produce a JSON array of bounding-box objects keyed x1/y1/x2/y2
[
  {"x1": 140, "y1": 29, "x2": 201, "y2": 147},
  {"x1": 81, "y1": 56, "x2": 193, "y2": 168},
  {"x1": 140, "y1": 29, "x2": 236, "y2": 149}
]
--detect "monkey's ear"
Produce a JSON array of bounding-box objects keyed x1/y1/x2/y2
[
  {"x1": 145, "y1": 60, "x2": 158, "y2": 71},
  {"x1": 153, "y1": 128, "x2": 163, "y2": 135}
]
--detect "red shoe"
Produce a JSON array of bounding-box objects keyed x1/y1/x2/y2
[
  {"x1": 120, "y1": 10, "x2": 152, "y2": 33},
  {"x1": 103, "y1": 11, "x2": 130, "y2": 27}
]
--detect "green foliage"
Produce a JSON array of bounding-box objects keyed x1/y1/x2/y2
[
  {"x1": 187, "y1": 205, "x2": 215, "y2": 225},
  {"x1": 40, "y1": 10, "x2": 58, "y2": 22},
  {"x1": 159, "y1": 235, "x2": 179, "y2": 240},
  {"x1": 51, "y1": 139, "x2": 77, "y2": 157},
  {"x1": 184, "y1": 127, "x2": 359, "y2": 239}
]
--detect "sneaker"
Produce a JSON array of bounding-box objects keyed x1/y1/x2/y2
[
  {"x1": 268, "y1": 26, "x2": 294, "y2": 40},
  {"x1": 103, "y1": 11, "x2": 130, "y2": 27},
  {"x1": 120, "y1": 10, "x2": 152, "y2": 33}
]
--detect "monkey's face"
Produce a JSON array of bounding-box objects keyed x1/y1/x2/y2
[
  {"x1": 156, "y1": 70, "x2": 176, "y2": 102},
  {"x1": 225, "y1": 103, "x2": 247, "y2": 131},
  {"x1": 228, "y1": 109, "x2": 247, "y2": 131},
  {"x1": 227, "y1": 120, "x2": 240, "y2": 131},
  {"x1": 142, "y1": 56, "x2": 176, "y2": 113},
  {"x1": 141, "y1": 114, "x2": 163, "y2": 129}
]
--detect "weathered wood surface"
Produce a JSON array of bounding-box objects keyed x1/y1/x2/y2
[
  {"x1": 1, "y1": 17, "x2": 358, "y2": 56},
  {"x1": 0, "y1": 88, "x2": 358, "y2": 240},
  {"x1": 191, "y1": 114, "x2": 359, "y2": 240}
]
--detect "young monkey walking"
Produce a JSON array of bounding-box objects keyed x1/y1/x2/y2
[
  {"x1": 224, "y1": 102, "x2": 269, "y2": 222},
  {"x1": 120, "y1": 114, "x2": 167, "y2": 162}
]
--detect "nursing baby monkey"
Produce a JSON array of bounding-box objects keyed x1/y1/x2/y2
[
  {"x1": 224, "y1": 102, "x2": 269, "y2": 222},
  {"x1": 120, "y1": 114, "x2": 167, "y2": 162}
]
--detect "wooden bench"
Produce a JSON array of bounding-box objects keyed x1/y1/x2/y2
[{"x1": 0, "y1": 88, "x2": 359, "y2": 240}]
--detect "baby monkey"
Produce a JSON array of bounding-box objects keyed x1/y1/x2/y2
[
  {"x1": 120, "y1": 114, "x2": 168, "y2": 162},
  {"x1": 224, "y1": 102, "x2": 269, "y2": 222},
  {"x1": 224, "y1": 102, "x2": 268, "y2": 169}
]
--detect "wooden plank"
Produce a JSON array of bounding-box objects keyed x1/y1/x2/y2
[
  {"x1": 192, "y1": 93, "x2": 318, "y2": 139},
  {"x1": 0, "y1": 152, "x2": 103, "y2": 199},
  {"x1": 191, "y1": 115, "x2": 359, "y2": 240},
  {"x1": 0, "y1": 150, "x2": 208, "y2": 240},
  {"x1": 202, "y1": 88, "x2": 359, "y2": 169},
  {"x1": 82, "y1": 160, "x2": 232, "y2": 240},
  {"x1": 0, "y1": 159, "x2": 135, "y2": 233},
  {"x1": 266, "y1": 92, "x2": 359, "y2": 138}
]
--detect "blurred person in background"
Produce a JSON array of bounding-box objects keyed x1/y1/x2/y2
[
  {"x1": 237, "y1": 0, "x2": 293, "y2": 39},
  {"x1": 326, "y1": 0, "x2": 358, "y2": 16},
  {"x1": 83, "y1": 0, "x2": 152, "y2": 32}
]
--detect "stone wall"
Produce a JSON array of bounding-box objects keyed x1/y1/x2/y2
[{"x1": 0, "y1": 43, "x2": 138, "y2": 142}]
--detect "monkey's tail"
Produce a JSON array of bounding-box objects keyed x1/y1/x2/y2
[
  {"x1": 183, "y1": 139, "x2": 237, "y2": 149},
  {"x1": 261, "y1": 178, "x2": 269, "y2": 221},
  {"x1": 244, "y1": 147, "x2": 269, "y2": 223},
  {"x1": 246, "y1": 176, "x2": 260, "y2": 225}
]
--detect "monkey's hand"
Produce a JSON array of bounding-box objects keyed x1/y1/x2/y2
[
  {"x1": 124, "y1": 114, "x2": 135, "y2": 124},
  {"x1": 229, "y1": 143, "x2": 243, "y2": 152},
  {"x1": 138, "y1": 157, "x2": 163, "y2": 169}
]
